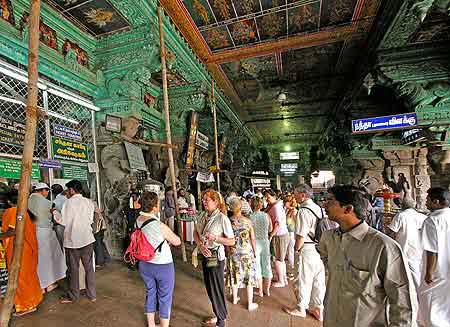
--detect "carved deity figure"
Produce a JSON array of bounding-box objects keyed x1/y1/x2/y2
[
  {"x1": 121, "y1": 115, "x2": 141, "y2": 139},
  {"x1": 395, "y1": 81, "x2": 450, "y2": 109},
  {"x1": 100, "y1": 144, "x2": 131, "y2": 239}
]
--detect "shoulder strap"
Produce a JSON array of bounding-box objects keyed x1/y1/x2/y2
[
  {"x1": 154, "y1": 240, "x2": 165, "y2": 252},
  {"x1": 137, "y1": 218, "x2": 157, "y2": 230},
  {"x1": 300, "y1": 206, "x2": 321, "y2": 220}
]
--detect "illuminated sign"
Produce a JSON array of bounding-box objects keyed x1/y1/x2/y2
[
  {"x1": 280, "y1": 152, "x2": 299, "y2": 160},
  {"x1": 352, "y1": 113, "x2": 417, "y2": 134}
]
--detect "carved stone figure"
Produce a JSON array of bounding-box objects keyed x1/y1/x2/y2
[
  {"x1": 395, "y1": 81, "x2": 450, "y2": 109},
  {"x1": 121, "y1": 115, "x2": 141, "y2": 139}
]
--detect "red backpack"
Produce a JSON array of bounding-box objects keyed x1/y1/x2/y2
[{"x1": 124, "y1": 219, "x2": 164, "y2": 265}]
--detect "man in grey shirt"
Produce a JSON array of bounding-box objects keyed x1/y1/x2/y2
[{"x1": 319, "y1": 185, "x2": 414, "y2": 326}]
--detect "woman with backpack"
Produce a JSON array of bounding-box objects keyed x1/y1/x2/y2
[{"x1": 135, "y1": 191, "x2": 181, "y2": 327}]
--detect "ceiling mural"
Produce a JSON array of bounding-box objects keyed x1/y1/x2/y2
[
  {"x1": 44, "y1": 0, "x2": 131, "y2": 36},
  {"x1": 410, "y1": 8, "x2": 450, "y2": 44},
  {"x1": 182, "y1": 0, "x2": 359, "y2": 53},
  {"x1": 282, "y1": 42, "x2": 343, "y2": 81}
]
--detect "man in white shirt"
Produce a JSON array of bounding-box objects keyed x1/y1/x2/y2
[
  {"x1": 59, "y1": 180, "x2": 96, "y2": 303},
  {"x1": 419, "y1": 187, "x2": 450, "y2": 327},
  {"x1": 51, "y1": 184, "x2": 67, "y2": 250},
  {"x1": 388, "y1": 197, "x2": 427, "y2": 292},
  {"x1": 284, "y1": 184, "x2": 326, "y2": 321}
]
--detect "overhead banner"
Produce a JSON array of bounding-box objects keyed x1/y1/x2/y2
[
  {"x1": 352, "y1": 113, "x2": 417, "y2": 134},
  {"x1": 0, "y1": 158, "x2": 40, "y2": 179},
  {"x1": 0, "y1": 114, "x2": 26, "y2": 147},
  {"x1": 124, "y1": 141, "x2": 147, "y2": 171},
  {"x1": 62, "y1": 164, "x2": 88, "y2": 180},
  {"x1": 52, "y1": 137, "x2": 89, "y2": 162}
]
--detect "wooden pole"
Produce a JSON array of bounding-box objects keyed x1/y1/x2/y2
[
  {"x1": 197, "y1": 179, "x2": 202, "y2": 210},
  {"x1": 158, "y1": 7, "x2": 186, "y2": 262},
  {"x1": 211, "y1": 81, "x2": 220, "y2": 193},
  {"x1": 0, "y1": 0, "x2": 41, "y2": 325}
]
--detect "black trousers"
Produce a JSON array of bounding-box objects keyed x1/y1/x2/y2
[
  {"x1": 65, "y1": 243, "x2": 96, "y2": 301},
  {"x1": 202, "y1": 259, "x2": 227, "y2": 327}
]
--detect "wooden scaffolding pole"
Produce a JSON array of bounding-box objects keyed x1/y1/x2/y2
[
  {"x1": 0, "y1": 0, "x2": 42, "y2": 324},
  {"x1": 158, "y1": 6, "x2": 186, "y2": 262},
  {"x1": 211, "y1": 81, "x2": 220, "y2": 193}
]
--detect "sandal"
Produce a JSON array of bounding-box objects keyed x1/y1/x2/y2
[
  {"x1": 45, "y1": 283, "x2": 59, "y2": 293},
  {"x1": 13, "y1": 308, "x2": 37, "y2": 317},
  {"x1": 60, "y1": 297, "x2": 74, "y2": 304},
  {"x1": 202, "y1": 317, "x2": 217, "y2": 326}
]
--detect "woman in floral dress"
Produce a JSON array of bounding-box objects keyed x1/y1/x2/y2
[{"x1": 228, "y1": 198, "x2": 258, "y2": 311}]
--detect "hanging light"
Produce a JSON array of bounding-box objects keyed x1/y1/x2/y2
[{"x1": 277, "y1": 92, "x2": 287, "y2": 102}]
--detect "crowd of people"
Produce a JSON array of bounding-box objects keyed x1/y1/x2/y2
[
  {"x1": 2, "y1": 180, "x2": 450, "y2": 327},
  {"x1": 149, "y1": 184, "x2": 449, "y2": 327},
  {"x1": 1, "y1": 180, "x2": 110, "y2": 316}
]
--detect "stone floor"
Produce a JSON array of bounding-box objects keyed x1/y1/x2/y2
[{"x1": 11, "y1": 249, "x2": 321, "y2": 327}]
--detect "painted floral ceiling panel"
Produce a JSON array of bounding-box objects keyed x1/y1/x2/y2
[
  {"x1": 44, "y1": 0, "x2": 131, "y2": 36},
  {"x1": 182, "y1": 0, "x2": 358, "y2": 52}
]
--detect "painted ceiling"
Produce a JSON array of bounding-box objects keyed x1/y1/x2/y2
[
  {"x1": 158, "y1": 0, "x2": 383, "y2": 146},
  {"x1": 44, "y1": 0, "x2": 131, "y2": 36},
  {"x1": 183, "y1": 0, "x2": 358, "y2": 52}
]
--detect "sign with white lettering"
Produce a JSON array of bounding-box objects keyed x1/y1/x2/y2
[
  {"x1": 53, "y1": 124, "x2": 82, "y2": 141},
  {"x1": 39, "y1": 159, "x2": 62, "y2": 169},
  {"x1": 352, "y1": 113, "x2": 417, "y2": 134},
  {"x1": 0, "y1": 114, "x2": 26, "y2": 147},
  {"x1": 195, "y1": 131, "x2": 209, "y2": 150},
  {"x1": 401, "y1": 129, "x2": 427, "y2": 145},
  {"x1": 196, "y1": 171, "x2": 215, "y2": 183},
  {"x1": 251, "y1": 178, "x2": 271, "y2": 188}
]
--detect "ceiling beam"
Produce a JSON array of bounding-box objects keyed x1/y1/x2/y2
[
  {"x1": 245, "y1": 113, "x2": 328, "y2": 124},
  {"x1": 159, "y1": 0, "x2": 211, "y2": 62},
  {"x1": 207, "y1": 24, "x2": 357, "y2": 64}
]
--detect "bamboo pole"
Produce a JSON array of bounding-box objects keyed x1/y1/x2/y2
[
  {"x1": 0, "y1": 0, "x2": 41, "y2": 325},
  {"x1": 158, "y1": 7, "x2": 186, "y2": 262},
  {"x1": 211, "y1": 81, "x2": 220, "y2": 193},
  {"x1": 197, "y1": 179, "x2": 202, "y2": 210}
]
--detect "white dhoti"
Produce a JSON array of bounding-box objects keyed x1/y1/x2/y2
[
  {"x1": 295, "y1": 245, "x2": 326, "y2": 310},
  {"x1": 419, "y1": 278, "x2": 450, "y2": 327},
  {"x1": 36, "y1": 227, "x2": 67, "y2": 289}
]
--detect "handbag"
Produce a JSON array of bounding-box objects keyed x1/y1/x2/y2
[{"x1": 199, "y1": 247, "x2": 219, "y2": 268}]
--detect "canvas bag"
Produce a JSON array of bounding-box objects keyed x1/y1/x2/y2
[{"x1": 124, "y1": 218, "x2": 164, "y2": 265}]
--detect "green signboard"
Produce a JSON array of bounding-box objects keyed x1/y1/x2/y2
[
  {"x1": 62, "y1": 164, "x2": 88, "y2": 180},
  {"x1": 0, "y1": 158, "x2": 40, "y2": 179},
  {"x1": 52, "y1": 137, "x2": 88, "y2": 162}
]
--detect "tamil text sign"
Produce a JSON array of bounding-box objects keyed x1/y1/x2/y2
[
  {"x1": 0, "y1": 158, "x2": 40, "y2": 179},
  {"x1": 62, "y1": 164, "x2": 88, "y2": 180},
  {"x1": 0, "y1": 115, "x2": 26, "y2": 147},
  {"x1": 352, "y1": 113, "x2": 417, "y2": 134},
  {"x1": 52, "y1": 137, "x2": 88, "y2": 162}
]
